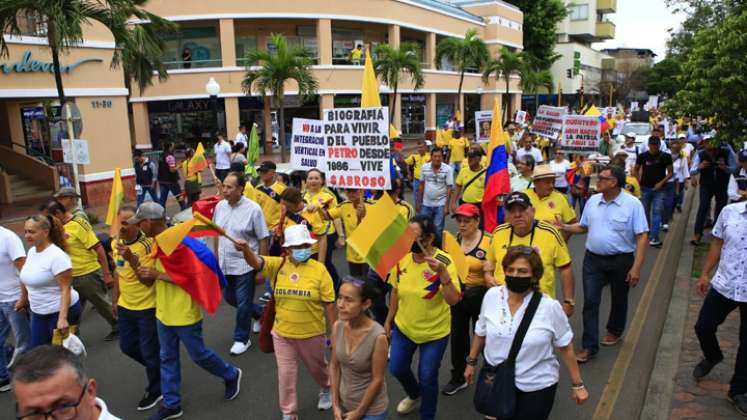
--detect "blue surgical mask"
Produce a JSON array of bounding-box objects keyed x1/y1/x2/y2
[{"x1": 291, "y1": 248, "x2": 313, "y2": 263}]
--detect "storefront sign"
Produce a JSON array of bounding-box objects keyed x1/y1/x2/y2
[
  {"x1": 531, "y1": 105, "x2": 567, "y2": 140},
  {"x1": 558, "y1": 115, "x2": 600, "y2": 154},
  {"x1": 290, "y1": 118, "x2": 325, "y2": 170},
  {"x1": 322, "y1": 107, "x2": 390, "y2": 190},
  {"x1": 474, "y1": 110, "x2": 493, "y2": 143},
  {"x1": 0, "y1": 50, "x2": 102, "y2": 75},
  {"x1": 62, "y1": 139, "x2": 91, "y2": 165}
]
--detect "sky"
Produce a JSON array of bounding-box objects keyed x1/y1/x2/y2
[{"x1": 593, "y1": 0, "x2": 686, "y2": 60}]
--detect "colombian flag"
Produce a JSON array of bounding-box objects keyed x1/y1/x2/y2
[
  {"x1": 481, "y1": 98, "x2": 511, "y2": 232},
  {"x1": 105, "y1": 167, "x2": 124, "y2": 236},
  {"x1": 585, "y1": 105, "x2": 610, "y2": 133},
  {"x1": 155, "y1": 236, "x2": 227, "y2": 314}
]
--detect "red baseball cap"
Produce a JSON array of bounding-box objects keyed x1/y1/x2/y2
[{"x1": 452, "y1": 203, "x2": 480, "y2": 218}]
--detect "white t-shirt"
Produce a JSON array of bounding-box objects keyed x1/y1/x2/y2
[
  {"x1": 0, "y1": 227, "x2": 26, "y2": 303},
  {"x1": 475, "y1": 287, "x2": 573, "y2": 392},
  {"x1": 418, "y1": 162, "x2": 454, "y2": 207},
  {"x1": 682, "y1": 143, "x2": 694, "y2": 159},
  {"x1": 549, "y1": 159, "x2": 571, "y2": 188},
  {"x1": 235, "y1": 132, "x2": 248, "y2": 147},
  {"x1": 20, "y1": 244, "x2": 78, "y2": 315},
  {"x1": 214, "y1": 142, "x2": 232, "y2": 170},
  {"x1": 516, "y1": 147, "x2": 544, "y2": 164}
]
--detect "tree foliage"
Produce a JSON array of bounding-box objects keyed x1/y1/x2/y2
[
  {"x1": 373, "y1": 41, "x2": 425, "y2": 123},
  {"x1": 505, "y1": 0, "x2": 567, "y2": 70},
  {"x1": 645, "y1": 58, "x2": 681, "y2": 98},
  {"x1": 483, "y1": 47, "x2": 524, "y2": 118},
  {"x1": 435, "y1": 29, "x2": 489, "y2": 113},
  {"x1": 242, "y1": 33, "x2": 318, "y2": 162}
]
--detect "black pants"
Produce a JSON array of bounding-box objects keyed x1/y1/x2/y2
[
  {"x1": 215, "y1": 169, "x2": 230, "y2": 182},
  {"x1": 694, "y1": 184, "x2": 728, "y2": 236},
  {"x1": 694, "y1": 288, "x2": 747, "y2": 395},
  {"x1": 348, "y1": 262, "x2": 369, "y2": 280},
  {"x1": 504, "y1": 383, "x2": 557, "y2": 420},
  {"x1": 450, "y1": 286, "x2": 486, "y2": 382},
  {"x1": 366, "y1": 270, "x2": 390, "y2": 326},
  {"x1": 325, "y1": 233, "x2": 341, "y2": 294}
]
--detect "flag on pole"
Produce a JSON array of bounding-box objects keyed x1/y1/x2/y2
[
  {"x1": 361, "y1": 48, "x2": 381, "y2": 108},
  {"x1": 245, "y1": 123, "x2": 260, "y2": 177},
  {"x1": 584, "y1": 105, "x2": 610, "y2": 133},
  {"x1": 188, "y1": 142, "x2": 209, "y2": 178},
  {"x1": 442, "y1": 231, "x2": 468, "y2": 282},
  {"x1": 482, "y1": 98, "x2": 511, "y2": 232},
  {"x1": 347, "y1": 193, "x2": 417, "y2": 278},
  {"x1": 105, "y1": 167, "x2": 124, "y2": 236},
  {"x1": 154, "y1": 212, "x2": 222, "y2": 256}
]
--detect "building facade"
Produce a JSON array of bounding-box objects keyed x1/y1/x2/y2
[{"x1": 1, "y1": 0, "x2": 523, "y2": 206}]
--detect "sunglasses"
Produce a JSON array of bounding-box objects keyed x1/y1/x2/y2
[
  {"x1": 341, "y1": 276, "x2": 365, "y2": 288},
  {"x1": 508, "y1": 245, "x2": 537, "y2": 255}
]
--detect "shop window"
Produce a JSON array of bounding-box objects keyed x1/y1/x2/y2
[
  {"x1": 160, "y1": 24, "x2": 222, "y2": 70},
  {"x1": 148, "y1": 99, "x2": 226, "y2": 150},
  {"x1": 401, "y1": 94, "x2": 425, "y2": 135}
]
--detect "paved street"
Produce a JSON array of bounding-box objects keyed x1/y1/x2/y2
[{"x1": 0, "y1": 194, "x2": 665, "y2": 420}]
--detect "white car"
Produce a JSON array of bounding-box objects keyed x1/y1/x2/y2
[{"x1": 615, "y1": 122, "x2": 651, "y2": 145}]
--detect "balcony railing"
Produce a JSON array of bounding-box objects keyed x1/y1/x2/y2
[
  {"x1": 595, "y1": 21, "x2": 615, "y2": 40},
  {"x1": 597, "y1": 0, "x2": 617, "y2": 13},
  {"x1": 164, "y1": 59, "x2": 223, "y2": 70}
]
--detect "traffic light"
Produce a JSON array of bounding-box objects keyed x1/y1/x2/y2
[
  {"x1": 573, "y1": 51, "x2": 581, "y2": 75},
  {"x1": 566, "y1": 69, "x2": 572, "y2": 79}
]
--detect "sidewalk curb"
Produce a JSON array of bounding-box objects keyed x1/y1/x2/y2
[
  {"x1": 639, "y1": 193, "x2": 699, "y2": 419},
  {"x1": 592, "y1": 187, "x2": 696, "y2": 420}
]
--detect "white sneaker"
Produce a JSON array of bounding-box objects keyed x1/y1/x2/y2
[
  {"x1": 252, "y1": 319, "x2": 261, "y2": 334},
  {"x1": 229, "y1": 340, "x2": 251, "y2": 355},
  {"x1": 662, "y1": 224, "x2": 670, "y2": 231},
  {"x1": 317, "y1": 389, "x2": 332, "y2": 410},
  {"x1": 397, "y1": 396, "x2": 420, "y2": 414}
]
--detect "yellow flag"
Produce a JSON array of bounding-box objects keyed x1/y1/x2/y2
[
  {"x1": 389, "y1": 124, "x2": 400, "y2": 139},
  {"x1": 105, "y1": 168, "x2": 124, "y2": 236},
  {"x1": 361, "y1": 48, "x2": 381, "y2": 108},
  {"x1": 584, "y1": 105, "x2": 601, "y2": 117},
  {"x1": 154, "y1": 218, "x2": 195, "y2": 256},
  {"x1": 442, "y1": 231, "x2": 468, "y2": 283}
]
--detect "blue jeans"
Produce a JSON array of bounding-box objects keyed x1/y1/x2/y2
[
  {"x1": 661, "y1": 182, "x2": 676, "y2": 225},
  {"x1": 361, "y1": 413, "x2": 388, "y2": 420},
  {"x1": 674, "y1": 181, "x2": 686, "y2": 209},
  {"x1": 0, "y1": 301, "x2": 31, "y2": 380},
  {"x1": 582, "y1": 251, "x2": 634, "y2": 354},
  {"x1": 389, "y1": 326, "x2": 448, "y2": 420},
  {"x1": 450, "y1": 161, "x2": 461, "y2": 176},
  {"x1": 118, "y1": 307, "x2": 160, "y2": 396},
  {"x1": 419, "y1": 205, "x2": 445, "y2": 243},
  {"x1": 156, "y1": 320, "x2": 238, "y2": 409},
  {"x1": 137, "y1": 185, "x2": 159, "y2": 205},
  {"x1": 412, "y1": 179, "x2": 422, "y2": 208},
  {"x1": 223, "y1": 272, "x2": 262, "y2": 343},
  {"x1": 30, "y1": 301, "x2": 81, "y2": 348},
  {"x1": 158, "y1": 182, "x2": 187, "y2": 210},
  {"x1": 640, "y1": 186, "x2": 665, "y2": 241},
  {"x1": 570, "y1": 194, "x2": 587, "y2": 217}
]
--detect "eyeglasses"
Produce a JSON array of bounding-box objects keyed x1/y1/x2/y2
[
  {"x1": 341, "y1": 276, "x2": 365, "y2": 288},
  {"x1": 17, "y1": 382, "x2": 89, "y2": 420}
]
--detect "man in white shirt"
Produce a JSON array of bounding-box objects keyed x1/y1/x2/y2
[
  {"x1": 662, "y1": 140, "x2": 691, "y2": 230},
  {"x1": 234, "y1": 125, "x2": 248, "y2": 148},
  {"x1": 213, "y1": 173, "x2": 269, "y2": 355},
  {"x1": 515, "y1": 134, "x2": 544, "y2": 164},
  {"x1": 416, "y1": 147, "x2": 453, "y2": 240},
  {"x1": 213, "y1": 135, "x2": 232, "y2": 182},
  {"x1": 0, "y1": 226, "x2": 30, "y2": 391},
  {"x1": 13, "y1": 345, "x2": 122, "y2": 419},
  {"x1": 693, "y1": 200, "x2": 747, "y2": 416},
  {"x1": 727, "y1": 150, "x2": 747, "y2": 203}
]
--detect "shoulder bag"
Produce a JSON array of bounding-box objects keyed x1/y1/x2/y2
[
  {"x1": 473, "y1": 291, "x2": 542, "y2": 418},
  {"x1": 258, "y1": 257, "x2": 286, "y2": 353}
]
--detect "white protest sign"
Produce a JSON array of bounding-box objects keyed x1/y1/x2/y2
[
  {"x1": 559, "y1": 115, "x2": 601, "y2": 154},
  {"x1": 290, "y1": 118, "x2": 325, "y2": 170},
  {"x1": 474, "y1": 110, "x2": 493, "y2": 143},
  {"x1": 530, "y1": 105, "x2": 567, "y2": 140},
  {"x1": 631, "y1": 101, "x2": 639, "y2": 111},
  {"x1": 322, "y1": 107, "x2": 390, "y2": 190},
  {"x1": 62, "y1": 139, "x2": 90, "y2": 165},
  {"x1": 515, "y1": 110, "x2": 527, "y2": 125}
]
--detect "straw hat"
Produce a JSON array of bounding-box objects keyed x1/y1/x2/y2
[{"x1": 532, "y1": 164, "x2": 556, "y2": 181}]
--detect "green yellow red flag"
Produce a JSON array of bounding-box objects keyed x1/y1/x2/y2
[{"x1": 188, "y1": 142, "x2": 209, "y2": 177}]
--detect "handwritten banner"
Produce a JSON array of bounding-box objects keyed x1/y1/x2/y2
[
  {"x1": 530, "y1": 105, "x2": 567, "y2": 140},
  {"x1": 322, "y1": 107, "x2": 391, "y2": 190},
  {"x1": 290, "y1": 118, "x2": 325, "y2": 170},
  {"x1": 559, "y1": 115, "x2": 601, "y2": 154}
]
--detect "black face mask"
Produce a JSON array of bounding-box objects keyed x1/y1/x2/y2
[{"x1": 505, "y1": 276, "x2": 532, "y2": 293}]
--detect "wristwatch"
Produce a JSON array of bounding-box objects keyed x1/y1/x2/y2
[
  {"x1": 564, "y1": 299, "x2": 575, "y2": 307},
  {"x1": 465, "y1": 356, "x2": 478, "y2": 366}
]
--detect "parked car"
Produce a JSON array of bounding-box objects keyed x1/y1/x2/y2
[{"x1": 615, "y1": 122, "x2": 651, "y2": 145}]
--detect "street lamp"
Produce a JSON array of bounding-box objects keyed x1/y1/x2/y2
[{"x1": 205, "y1": 77, "x2": 221, "y2": 141}]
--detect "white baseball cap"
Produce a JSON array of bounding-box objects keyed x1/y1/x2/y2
[
  {"x1": 282, "y1": 224, "x2": 317, "y2": 247},
  {"x1": 625, "y1": 132, "x2": 637, "y2": 138}
]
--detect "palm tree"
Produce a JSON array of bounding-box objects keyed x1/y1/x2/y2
[
  {"x1": 520, "y1": 67, "x2": 553, "y2": 115},
  {"x1": 121, "y1": 18, "x2": 175, "y2": 95},
  {"x1": 242, "y1": 33, "x2": 318, "y2": 162},
  {"x1": 436, "y1": 28, "x2": 489, "y2": 116},
  {"x1": 0, "y1": 1, "x2": 172, "y2": 106},
  {"x1": 483, "y1": 47, "x2": 524, "y2": 120},
  {"x1": 373, "y1": 42, "x2": 424, "y2": 124}
]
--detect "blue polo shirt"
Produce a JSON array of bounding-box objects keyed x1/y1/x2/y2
[{"x1": 580, "y1": 191, "x2": 649, "y2": 255}]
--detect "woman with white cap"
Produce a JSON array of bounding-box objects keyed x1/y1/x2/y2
[{"x1": 235, "y1": 224, "x2": 337, "y2": 420}]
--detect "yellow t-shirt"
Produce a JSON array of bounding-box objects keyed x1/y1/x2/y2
[
  {"x1": 254, "y1": 182, "x2": 287, "y2": 230},
  {"x1": 327, "y1": 199, "x2": 375, "y2": 263},
  {"x1": 112, "y1": 233, "x2": 156, "y2": 311},
  {"x1": 487, "y1": 221, "x2": 571, "y2": 298},
  {"x1": 461, "y1": 232, "x2": 492, "y2": 287},
  {"x1": 456, "y1": 166, "x2": 486, "y2": 204},
  {"x1": 624, "y1": 176, "x2": 641, "y2": 198},
  {"x1": 525, "y1": 189, "x2": 577, "y2": 224},
  {"x1": 405, "y1": 153, "x2": 431, "y2": 180},
  {"x1": 261, "y1": 256, "x2": 335, "y2": 339},
  {"x1": 154, "y1": 259, "x2": 203, "y2": 326},
  {"x1": 304, "y1": 190, "x2": 337, "y2": 235},
  {"x1": 449, "y1": 137, "x2": 469, "y2": 163},
  {"x1": 350, "y1": 48, "x2": 362, "y2": 62},
  {"x1": 460, "y1": 155, "x2": 488, "y2": 169},
  {"x1": 64, "y1": 217, "x2": 101, "y2": 277},
  {"x1": 282, "y1": 206, "x2": 329, "y2": 255},
  {"x1": 181, "y1": 160, "x2": 202, "y2": 183},
  {"x1": 389, "y1": 249, "x2": 460, "y2": 344}
]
